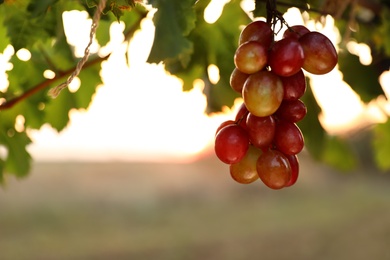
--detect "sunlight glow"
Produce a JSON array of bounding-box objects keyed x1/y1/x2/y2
[
  {"x1": 346, "y1": 41, "x2": 372, "y2": 65},
  {"x1": 68, "y1": 77, "x2": 81, "y2": 93},
  {"x1": 207, "y1": 64, "x2": 220, "y2": 84},
  {"x1": 62, "y1": 11, "x2": 100, "y2": 57},
  {"x1": 16, "y1": 48, "x2": 31, "y2": 61},
  {"x1": 22, "y1": 6, "x2": 390, "y2": 161},
  {"x1": 204, "y1": 0, "x2": 230, "y2": 24},
  {"x1": 379, "y1": 70, "x2": 390, "y2": 99},
  {"x1": 28, "y1": 12, "x2": 219, "y2": 162},
  {"x1": 14, "y1": 115, "x2": 25, "y2": 133},
  {"x1": 43, "y1": 69, "x2": 56, "y2": 79}
]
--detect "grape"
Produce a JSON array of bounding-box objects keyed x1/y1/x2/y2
[
  {"x1": 280, "y1": 69, "x2": 306, "y2": 100},
  {"x1": 229, "y1": 145, "x2": 262, "y2": 184},
  {"x1": 215, "y1": 120, "x2": 235, "y2": 135},
  {"x1": 246, "y1": 113, "x2": 275, "y2": 149},
  {"x1": 257, "y1": 149, "x2": 292, "y2": 189},
  {"x1": 230, "y1": 68, "x2": 249, "y2": 93},
  {"x1": 299, "y1": 31, "x2": 338, "y2": 75},
  {"x1": 235, "y1": 103, "x2": 249, "y2": 121},
  {"x1": 242, "y1": 70, "x2": 284, "y2": 117},
  {"x1": 215, "y1": 124, "x2": 249, "y2": 164},
  {"x1": 268, "y1": 37, "x2": 305, "y2": 77},
  {"x1": 273, "y1": 121, "x2": 304, "y2": 155},
  {"x1": 284, "y1": 154, "x2": 299, "y2": 187},
  {"x1": 274, "y1": 99, "x2": 307, "y2": 122},
  {"x1": 239, "y1": 20, "x2": 273, "y2": 48},
  {"x1": 283, "y1": 25, "x2": 310, "y2": 39},
  {"x1": 235, "y1": 103, "x2": 249, "y2": 130},
  {"x1": 234, "y1": 41, "x2": 268, "y2": 74}
]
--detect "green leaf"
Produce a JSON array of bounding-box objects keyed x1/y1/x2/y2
[
  {"x1": 372, "y1": 120, "x2": 390, "y2": 171},
  {"x1": 298, "y1": 81, "x2": 325, "y2": 160},
  {"x1": 0, "y1": 129, "x2": 31, "y2": 178},
  {"x1": 157, "y1": 0, "x2": 250, "y2": 111},
  {"x1": 86, "y1": 0, "x2": 138, "y2": 21},
  {"x1": 27, "y1": 0, "x2": 59, "y2": 17},
  {"x1": 44, "y1": 58, "x2": 102, "y2": 131},
  {"x1": 0, "y1": 10, "x2": 10, "y2": 51},
  {"x1": 338, "y1": 51, "x2": 383, "y2": 102},
  {"x1": 0, "y1": 159, "x2": 4, "y2": 183},
  {"x1": 95, "y1": 19, "x2": 112, "y2": 47},
  {"x1": 147, "y1": 0, "x2": 197, "y2": 67},
  {"x1": 75, "y1": 60, "x2": 103, "y2": 108},
  {"x1": 2, "y1": 0, "x2": 59, "y2": 50},
  {"x1": 321, "y1": 135, "x2": 356, "y2": 171}
]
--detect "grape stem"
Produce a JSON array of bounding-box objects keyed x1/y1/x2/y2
[{"x1": 265, "y1": 0, "x2": 292, "y2": 36}]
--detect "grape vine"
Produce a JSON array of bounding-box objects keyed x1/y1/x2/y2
[{"x1": 0, "y1": 0, "x2": 390, "y2": 183}]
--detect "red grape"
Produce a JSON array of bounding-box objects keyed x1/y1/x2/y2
[
  {"x1": 268, "y1": 37, "x2": 305, "y2": 77},
  {"x1": 273, "y1": 121, "x2": 304, "y2": 155},
  {"x1": 230, "y1": 68, "x2": 249, "y2": 93},
  {"x1": 235, "y1": 103, "x2": 249, "y2": 130},
  {"x1": 230, "y1": 145, "x2": 262, "y2": 184},
  {"x1": 234, "y1": 41, "x2": 268, "y2": 74},
  {"x1": 215, "y1": 124, "x2": 249, "y2": 164},
  {"x1": 283, "y1": 25, "x2": 310, "y2": 39},
  {"x1": 257, "y1": 149, "x2": 292, "y2": 189},
  {"x1": 284, "y1": 154, "x2": 299, "y2": 187},
  {"x1": 274, "y1": 99, "x2": 307, "y2": 122},
  {"x1": 215, "y1": 120, "x2": 235, "y2": 135},
  {"x1": 299, "y1": 31, "x2": 338, "y2": 75},
  {"x1": 280, "y1": 69, "x2": 306, "y2": 100},
  {"x1": 239, "y1": 20, "x2": 273, "y2": 48},
  {"x1": 242, "y1": 70, "x2": 284, "y2": 117},
  {"x1": 246, "y1": 113, "x2": 276, "y2": 149}
]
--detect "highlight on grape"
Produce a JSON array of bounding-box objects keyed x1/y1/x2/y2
[{"x1": 215, "y1": 19, "x2": 338, "y2": 190}]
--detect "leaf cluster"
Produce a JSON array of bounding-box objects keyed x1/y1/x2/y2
[{"x1": 0, "y1": 0, "x2": 146, "y2": 181}]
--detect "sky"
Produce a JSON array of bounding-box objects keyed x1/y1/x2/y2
[{"x1": 1, "y1": 1, "x2": 390, "y2": 162}]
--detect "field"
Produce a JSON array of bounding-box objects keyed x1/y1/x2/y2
[{"x1": 1, "y1": 151, "x2": 390, "y2": 260}]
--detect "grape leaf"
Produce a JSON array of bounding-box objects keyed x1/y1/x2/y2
[
  {"x1": 43, "y1": 59, "x2": 102, "y2": 131},
  {"x1": 0, "y1": 10, "x2": 10, "y2": 51},
  {"x1": 321, "y1": 135, "x2": 356, "y2": 171},
  {"x1": 95, "y1": 19, "x2": 112, "y2": 47},
  {"x1": 86, "y1": 0, "x2": 139, "y2": 21},
  {"x1": 27, "y1": 0, "x2": 59, "y2": 17},
  {"x1": 2, "y1": 0, "x2": 59, "y2": 50},
  {"x1": 0, "y1": 159, "x2": 4, "y2": 183},
  {"x1": 298, "y1": 81, "x2": 325, "y2": 160},
  {"x1": 338, "y1": 51, "x2": 384, "y2": 102},
  {"x1": 154, "y1": 0, "x2": 250, "y2": 112},
  {"x1": 147, "y1": 0, "x2": 197, "y2": 67},
  {"x1": 0, "y1": 129, "x2": 31, "y2": 178},
  {"x1": 372, "y1": 120, "x2": 390, "y2": 171}
]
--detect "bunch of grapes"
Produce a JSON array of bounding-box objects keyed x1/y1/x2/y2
[{"x1": 214, "y1": 20, "x2": 338, "y2": 189}]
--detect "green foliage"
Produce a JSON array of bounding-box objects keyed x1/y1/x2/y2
[
  {"x1": 148, "y1": 0, "x2": 250, "y2": 111},
  {"x1": 0, "y1": 0, "x2": 145, "y2": 180},
  {"x1": 372, "y1": 121, "x2": 390, "y2": 171},
  {"x1": 0, "y1": 0, "x2": 390, "y2": 181},
  {"x1": 338, "y1": 51, "x2": 384, "y2": 102}
]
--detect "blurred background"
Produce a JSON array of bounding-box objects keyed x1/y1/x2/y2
[{"x1": 1, "y1": 1, "x2": 390, "y2": 260}]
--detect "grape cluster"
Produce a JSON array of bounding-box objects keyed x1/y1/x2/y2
[{"x1": 214, "y1": 20, "x2": 338, "y2": 189}]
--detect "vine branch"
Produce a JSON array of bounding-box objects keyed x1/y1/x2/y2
[
  {"x1": 0, "y1": 6, "x2": 148, "y2": 111},
  {"x1": 0, "y1": 54, "x2": 110, "y2": 111}
]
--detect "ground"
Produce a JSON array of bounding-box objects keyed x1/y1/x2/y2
[{"x1": 1, "y1": 150, "x2": 390, "y2": 260}]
